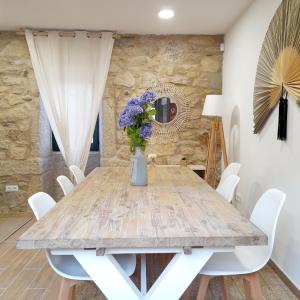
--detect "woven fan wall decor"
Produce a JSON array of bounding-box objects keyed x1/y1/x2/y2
[{"x1": 253, "y1": 0, "x2": 300, "y2": 137}]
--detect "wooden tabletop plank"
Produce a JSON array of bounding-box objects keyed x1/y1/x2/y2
[{"x1": 17, "y1": 166, "x2": 267, "y2": 249}]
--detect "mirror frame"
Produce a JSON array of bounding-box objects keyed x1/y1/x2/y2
[{"x1": 148, "y1": 83, "x2": 191, "y2": 144}]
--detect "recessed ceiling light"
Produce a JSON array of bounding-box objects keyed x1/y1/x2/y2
[{"x1": 158, "y1": 9, "x2": 174, "y2": 19}]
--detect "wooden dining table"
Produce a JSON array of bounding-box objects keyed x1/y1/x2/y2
[{"x1": 17, "y1": 165, "x2": 267, "y2": 300}]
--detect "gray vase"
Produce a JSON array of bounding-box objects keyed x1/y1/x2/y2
[{"x1": 130, "y1": 147, "x2": 147, "y2": 186}]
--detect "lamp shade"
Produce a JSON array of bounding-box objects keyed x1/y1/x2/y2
[{"x1": 202, "y1": 95, "x2": 223, "y2": 117}]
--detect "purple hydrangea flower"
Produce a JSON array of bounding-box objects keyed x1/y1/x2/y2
[
  {"x1": 139, "y1": 91, "x2": 156, "y2": 106},
  {"x1": 118, "y1": 104, "x2": 143, "y2": 128},
  {"x1": 140, "y1": 123, "x2": 152, "y2": 138},
  {"x1": 127, "y1": 98, "x2": 140, "y2": 106},
  {"x1": 118, "y1": 114, "x2": 135, "y2": 127},
  {"x1": 126, "y1": 105, "x2": 143, "y2": 117}
]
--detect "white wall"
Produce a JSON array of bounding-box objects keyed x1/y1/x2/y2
[{"x1": 223, "y1": 0, "x2": 300, "y2": 289}]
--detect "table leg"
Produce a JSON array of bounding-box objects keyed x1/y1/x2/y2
[
  {"x1": 144, "y1": 248, "x2": 214, "y2": 300},
  {"x1": 74, "y1": 251, "x2": 142, "y2": 300},
  {"x1": 141, "y1": 254, "x2": 147, "y2": 295},
  {"x1": 59, "y1": 247, "x2": 232, "y2": 300}
]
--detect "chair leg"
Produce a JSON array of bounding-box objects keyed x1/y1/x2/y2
[
  {"x1": 58, "y1": 278, "x2": 77, "y2": 300},
  {"x1": 69, "y1": 285, "x2": 76, "y2": 300},
  {"x1": 243, "y1": 278, "x2": 251, "y2": 300},
  {"x1": 243, "y1": 273, "x2": 263, "y2": 300},
  {"x1": 196, "y1": 275, "x2": 212, "y2": 300},
  {"x1": 219, "y1": 276, "x2": 229, "y2": 300}
]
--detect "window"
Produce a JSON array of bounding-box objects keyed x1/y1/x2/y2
[{"x1": 52, "y1": 117, "x2": 99, "y2": 152}]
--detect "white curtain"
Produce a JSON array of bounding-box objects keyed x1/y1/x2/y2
[{"x1": 26, "y1": 30, "x2": 114, "y2": 171}]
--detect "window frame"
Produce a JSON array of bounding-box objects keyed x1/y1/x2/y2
[{"x1": 52, "y1": 116, "x2": 99, "y2": 152}]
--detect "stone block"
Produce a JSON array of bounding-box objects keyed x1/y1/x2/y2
[
  {"x1": 0, "y1": 99, "x2": 10, "y2": 109},
  {"x1": 147, "y1": 143, "x2": 177, "y2": 156},
  {"x1": 201, "y1": 56, "x2": 221, "y2": 72},
  {"x1": 101, "y1": 157, "x2": 130, "y2": 167},
  {"x1": 114, "y1": 71, "x2": 135, "y2": 87},
  {"x1": 191, "y1": 108, "x2": 203, "y2": 120},
  {"x1": 2, "y1": 76, "x2": 24, "y2": 86},
  {"x1": 167, "y1": 154, "x2": 185, "y2": 165},
  {"x1": 7, "y1": 129, "x2": 23, "y2": 141},
  {"x1": 169, "y1": 75, "x2": 191, "y2": 85},
  {"x1": 16, "y1": 119, "x2": 32, "y2": 131},
  {"x1": 0, "y1": 139, "x2": 9, "y2": 150},
  {"x1": 207, "y1": 72, "x2": 222, "y2": 89},
  {"x1": 7, "y1": 94, "x2": 24, "y2": 106},
  {"x1": 116, "y1": 130, "x2": 127, "y2": 144},
  {"x1": 130, "y1": 56, "x2": 151, "y2": 65},
  {"x1": 0, "y1": 151, "x2": 6, "y2": 160},
  {"x1": 178, "y1": 146, "x2": 195, "y2": 156},
  {"x1": 0, "y1": 103, "x2": 32, "y2": 122},
  {"x1": 0, "y1": 158, "x2": 41, "y2": 176},
  {"x1": 117, "y1": 145, "x2": 131, "y2": 160},
  {"x1": 179, "y1": 130, "x2": 201, "y2": 140},
  {"x1": 109, "y1": 63, "x2": 121, "y2": 73},
  {"x1": 186, "y1": 119, "x2": 202, "y2": 129},
  {"x1": 22, "y1": 95, "x2": 32, "y2": 101},
  {"x1": 141, "y1": 72, "x2": 158, "y2": 88}
]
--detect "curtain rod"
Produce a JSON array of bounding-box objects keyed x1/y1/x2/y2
[{"x1": 15, "y1": 30, "x2": 122, "y2": 39}]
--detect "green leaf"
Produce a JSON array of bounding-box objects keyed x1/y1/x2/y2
[{"x1": 148, "y1": 109, "x2": 157, "y2": 116}]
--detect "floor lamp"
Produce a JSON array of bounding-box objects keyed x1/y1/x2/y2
[{"x1": 203, "y1": 95, "x2": 228, "y2": 188}]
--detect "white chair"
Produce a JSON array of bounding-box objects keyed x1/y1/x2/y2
[
  {"x1": 216, "y1": 174, "x2": 240, "y2": 203},
  {"x1": 194, "y1": 188, "x2": 286, "y2": 300},
  {"x1": 57, "y1": 175, "x2": 75, "y2": 196},
  {"x1": 28, "y1": 192, "x2": 88, "y2": 299},
  {"x1": 28, "y1": 192, "x2": 136, "y2": 300},
  {"x1": 28, "y1": 192, "x2": 56, "y2": 220},
  {"x1": 69, "y1": 165, "x2": 85, "y2": 184},
  {"x1": 218, "y1": 162, "x2": 241, "y2": 188}
]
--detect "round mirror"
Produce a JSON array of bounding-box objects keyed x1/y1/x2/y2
[
  {"x1": 154, "y1": 97, "x2": 177, "y2": 124},
  {"x1": 148, "y1": 83, "x2": 191, "y2": 144}
]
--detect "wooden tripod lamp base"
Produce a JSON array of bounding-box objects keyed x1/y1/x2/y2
[
  {"x1": 205, "y1": 117, "x2": 228, "y2": 188},
  {"x1": 202, "y1": 95, "x2": 228, "y2": 188}
]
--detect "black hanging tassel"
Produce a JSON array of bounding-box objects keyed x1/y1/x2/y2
[{"x1": 277, "y1": 96, "x2": 288, "y2": 141}]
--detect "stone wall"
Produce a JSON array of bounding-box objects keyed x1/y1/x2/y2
[
  {"x1": 0, "y1": 33, "x2": 100, "y2": 214},
  {"x1": 102, "y1": 35, "x2": 223, "y2": 166},
  {"x1": 0, "y1": 33, "x2": 222, "y2": 214},
  {"x1": 0, "y1": 32, "x2": 41, "y2": 214}
]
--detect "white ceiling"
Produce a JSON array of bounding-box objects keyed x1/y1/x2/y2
[{"x1": 0, "y1": 0, "x2": 253, "y2": 34}]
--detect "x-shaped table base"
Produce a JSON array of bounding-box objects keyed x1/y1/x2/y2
[{"x1": 53, "y1": 247, "x2": 232, "y2": 300}]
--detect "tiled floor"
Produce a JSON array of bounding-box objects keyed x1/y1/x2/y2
[
  {"x1": 0, "y1": 220, "x2": 298, "y2": 299},
  {"x1": 0, "y1": 221, "x2": 61, "y2": 300},
  {"x1": 0, "y1": 216, "x2": 31, "y2": 243}
]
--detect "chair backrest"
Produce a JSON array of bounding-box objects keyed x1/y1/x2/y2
[
  {"x1": 216, "y1": 174, "x2": 240, "y2": 203},
  {"x1": 218, "y1": 162, "x2": 241, "y2": 187},
  {"x1": 28, "y1": 192, "x2": 56, "y2": 220},
  {"x1": 250, "y1": 188, "x2": 286, "y2": 257},
  {"x1": 57, "y1": 175, "x2": 74, "y2": 196},
  {"x1": 69, "y1": 165, "x2": 85, "y2": 184},
  {"x1": 28, "y1": 193, "x2": 73, "y2": 279}
]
